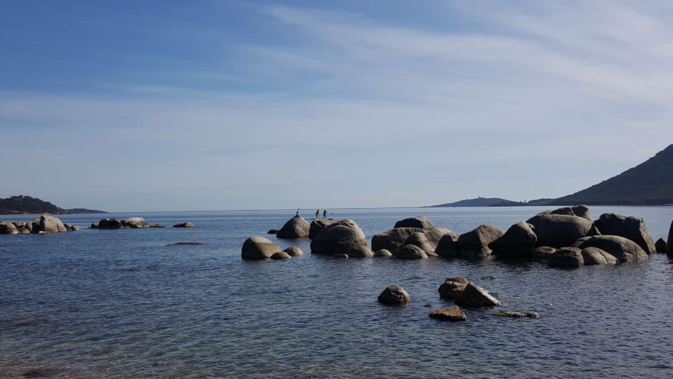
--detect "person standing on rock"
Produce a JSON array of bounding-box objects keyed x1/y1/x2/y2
[
  {"x1": 296, "y1": 209, "x2": 300, "y2": 216},
  {"x1": 323, "y1": 210, "x2": 327, "y2": 219},
  {"x1": 315, "y1": 210, "x2": 319, "y2": 219}
]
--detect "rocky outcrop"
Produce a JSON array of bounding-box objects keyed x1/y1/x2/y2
[
  {"x1": 594, "y1": 213, "x2": 655, "y2": 254},
  {"x1": 429, "y1": 305, "x2": 466, "y2": 322},
  {"x1": 529, "y1": 213, "x2": 597, "y2": 248},
  {"x1": 241, "y1": 236, "x2": 282, "y2": 260},
  {"x1": 454, "y1": 283, "x2": 501, "y2": 307},
  {"x1": 0, "y1": 221, "x2": 18, "y2": 235},
  {"x1": 378, "y1": 285, "x2": 410, "y2": 305},
  {"x1": 548, "y1": 247, "x2": 584, "y2": 268},
  {"x1": 310, "y1": 219, "x2": 372, "y2": 257},
  {"x1": 94, "y1": 218, "x2": 123, "y2": 229},
  {"x1": 394, "y1": 216, "x2": 435, "y2": 229},
  {"x1": 438, "y1": 277, "x2": 468, "y2": 300},
  {"x1": 173, "y1": 222, "x2": 194, "y2": 228},
  {"x1": 29, "y1": 215, "x2": 67, "y2": 233},
  {"x1": 374, "y1": 249, "x2": 393, "y2": 257},
  {"x1": 283, "y1": 246, "x2": 303, "y2": 257},
  {"x1": 573, "y1": 235, "x2": 648, "y2": 263},
  {"x1": 655, "y1": 238, "x2": 667, "y2": 254},
  {"x1": 581, "y1": 247, "x2": 618, "y2": 265},
  {"x1": 309, "y1": 219, "x2": 334, "y2": 239},
  {"x1": 396, "y1": 244, "x2": 428, "y2": 259},
  {"x1": 63, "y1": 224, "x2": 81, "y2": 231},
  {"x1": 457, "y1": 225, "x2": 504, "y2": 258},
  {"x1": 276, "y1": 215, "x2": 310, "y2": 239},
  {"x1": 489, "y1": 222, "x2": 537, "y2": 259},
  {"x1": 122, "y1": 217, "x2": 150, "y2": 229}
]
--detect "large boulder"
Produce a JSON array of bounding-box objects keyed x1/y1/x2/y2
[
  {"x1": 121, "y1": 217, "x2": 150, "y2": 229},
  {"x1": 394, "y1": 216, "x2": 435, "y2": 229},
  {"x1": 655, "y1": 238, "x2": 667, "y2": 254},
  {"x1": 454, "y1": 283, "x2": 501, "y2": 307},
  {"x1": 276, "y1": 215, "x2": 310, "y2": 239},
  {"x1": 309, "y1": 219, "x2": 334, "y2": 239},
  {"x1": 581, "y1": 247, "x2": 619, "y2": 265},
  {"x1": 548, "y1": 247, "x2": 584, "y2": 268},
  {"x1": 489, "y1": 222, "x2": 537, "y2": 259},
  {"x1": 0, "y1": 221, "x2": 18, "y2": 235},
  {"x1": 378, "y1": 285, "x2": 410, "y2": 305},
  {"x1": 310, "y1": 219, "x2": 372, "y2": 257},
  {"x1": 241, "y1": 236, "x2": 282, "y2": 260},
  {"x1": 396, "y1": 244, "x2": 428, "y2": 259},
  {"x1": 429, "y1": 305, "x2": 466, "y2": 322},
  {"x1": 438, "y1": 277, "x2": 468, "y2": 300},
  {"x1": 404, "y1": 232, "x2": 438, "y2": 256},
  {"x1": 96, "y1": 218, "x2": 123, "y2": 229},
  {"x1": 457, "y1": 225, "x2": 504, "y2": 258},
  {"x1": 550, "y1": 205, "x2": 594, "y2": 222},
  {"x1": 573, "y1": 235, "x2": 648, "y2": 263},
  {"x1": 531, "y1": 214, "x2": 597, "y2": 248},
  {"x1": 594, "y1": 213, "x2": 655, "y2": 254},
  {"x1": 435, "y1": 233, "x2": 459, "y2": 258},
  {"x1": 29, "y1": 215, "x2": 67, "y2": 233}
]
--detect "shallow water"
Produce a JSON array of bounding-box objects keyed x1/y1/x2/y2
[{"x1": 1, "y1": 206, "x2": 672, "y2": 378}]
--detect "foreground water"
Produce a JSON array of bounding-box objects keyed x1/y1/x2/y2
[{"x1": 1, "y1": 206, "x2": 673, "y2": 378}]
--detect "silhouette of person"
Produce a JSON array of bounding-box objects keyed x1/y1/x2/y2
[
  {"x1": 296, "y1": 209, "x2": 299, "y2": 216},
  {"x1": 323, "y1": 210, "x2": 327, "y2": 219},
  {"x1": 315, "y1": 210, "x2": 319, "y2": 219}
]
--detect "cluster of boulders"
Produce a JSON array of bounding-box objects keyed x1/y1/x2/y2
[
  {"x1": 377, "y1": 279, "x2": 536, "y2": 322},
  {"x1": 0, "y1": 215, "x2": 79, "y2": 234},
  {"x1": 90, "y1": 218, "x2": 194, "y2": 229},
  {"x1": 241, "y1": 236, "x2": 303, "y2": 260}
]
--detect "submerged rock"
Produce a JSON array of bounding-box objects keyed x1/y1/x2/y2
[
  {"x1": 429, "y1": 305, "x2": 466, "y2": 322},
  {"x1": 241, "y1": 236, "x2": 281, "y2": 260},
  {"x1": 492, "y1": 311, "x2": 539, "y2": 318},
  {"x1": 595, "y1": 213, "x2": 655, "y2": 254},
  {"x1": 277, "y1": 215, "x2": 310, "y2": 239},
  {"x1": 378, "y1": 285, "x2": 410, "y2": 305},
  {"x1": 454, "y1": 283, "x2": 500, "y2": 307},
  {"x1": 374, "y1": 249, "x2": 393, "y2": 257},
  {"x1": 311, "y1": 220, "x2": 372, "y2": 257},
  {"x1": 173, "y1": 222, "x2": 194, "y2": 228},
  {"x1": 167, "y1": 242, "x2": 202, "y2": 246},
  {"x1": 267, "y1": 228, "x2": 279, "y2": 234}
]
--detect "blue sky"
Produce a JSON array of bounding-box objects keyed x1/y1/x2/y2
[{"x1": 2, "y1": 1, "x2": 672, "y2": 211}]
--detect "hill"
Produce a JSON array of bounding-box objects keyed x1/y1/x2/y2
[
  {"x1": 0, "y1": 195, "x2": 105, "y2": 215},
  {"x1": 551, "y1": 144, "x2": 673, "y2": 206},
  {"x1": 429, "y1": 197, "x2": 512, "y2": 207}
]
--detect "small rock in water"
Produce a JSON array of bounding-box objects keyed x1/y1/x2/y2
[
  {"x1": 284, "y1": 246, "x2": 303, "y2": 256},
  {"x1": 481, "y1": 275, "x2": 497, "y2": 280},
  {"x1": 334, "y1": 254, "x2": 349, "y2": 259},
  {"x1": 438, "y1": 277, "x2": 468, "y2": 300},
  {"x1": 167, "y1": 242, "x2": 202, "y2": 246},
  {"x1": 424, "y1": 303, "x2": 432, "y2": 308},
  {"x1": 173, "y1": 222, "x2": 194, "y2": 228},
  {"x1": 374, "y1": 249, "x2": 393, "y2": 257},
  {"x1": 270, "y1": 251, "x2": 292, "y2": 260},
  {"x1": 655, "y1": 238, "x2": 667, "y2": 254},
  {"x1": 151, "y1": 224, "x2": 165, "y2": 228},
  {"x1": 429, "y1": 305, "x2": 466, "y2": 322},
  {"x1": 454, "y1": 283, "x2": 501, "y2": 307},
  {"x1": 378, "y1": 285, "x2": 410, "y2": 305},
  {"x1": 267, "y1": 229, "x2": 280, "y2": 234},
  {"x1": 492, "y1": 311, "x2": 539, "y2": 318}
]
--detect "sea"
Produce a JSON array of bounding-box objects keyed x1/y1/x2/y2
[{"x1": 1, "y1": 206, "x2": 673, "y2": 378}]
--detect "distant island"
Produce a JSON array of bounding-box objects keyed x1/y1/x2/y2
[
  {"x1": 430, "y1": 144, "x2": 673, "y2": 207},
  {"x1": 0, "y1": 195, "x2": 106, "y2": 215}
]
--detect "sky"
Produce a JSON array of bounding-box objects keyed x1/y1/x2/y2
[{"x1": 2, "y1": 0, "x2": 673, "y2": 212}]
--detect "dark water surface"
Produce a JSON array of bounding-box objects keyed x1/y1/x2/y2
[{"x1": 1, "y1": 206, "x2": 673, "y2": 378}]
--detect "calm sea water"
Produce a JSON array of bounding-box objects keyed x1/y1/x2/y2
[{"x1": 1, "y1": 206, "x2": 673, "y2": 378}]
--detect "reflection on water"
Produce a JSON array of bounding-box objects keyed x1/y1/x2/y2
[{"x1": 1, "y1": 206, "x2": 672, "y2": 378}]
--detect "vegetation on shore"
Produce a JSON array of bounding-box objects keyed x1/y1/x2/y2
[{"x1": 0, "y1": 195, "x2": 105, "y2": 215}]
